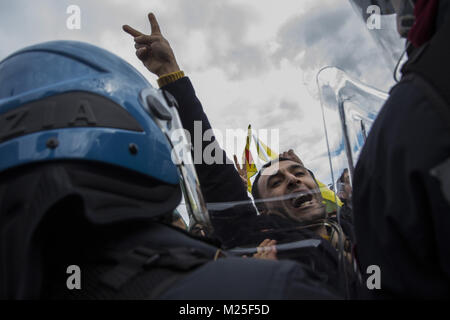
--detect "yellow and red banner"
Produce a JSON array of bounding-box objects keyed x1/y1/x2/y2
[{"x1": 243, "y1": 125, "x2": 258, "y2": 192}]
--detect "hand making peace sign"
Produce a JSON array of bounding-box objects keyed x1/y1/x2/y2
[{"x1": 123, "y1": 13, "x2": 180, "y2": 77}]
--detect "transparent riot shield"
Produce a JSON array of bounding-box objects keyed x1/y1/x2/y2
[
  {"x1": 316, "y1": 66, "x2": 388, "y2": 219},
  {"x1": 139, "y1": 87, "x2": 211, "y2": 232},
  {"x1": 202, "y1": 191, "x2": 359, "y2": 299}
]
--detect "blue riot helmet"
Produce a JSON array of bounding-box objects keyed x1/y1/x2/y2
[
  {"x1": 0, "y1": 41, "x2": 212, "y2": 299},
  {"x1": 0, "y1": 40, "x2": 209, "y2": 229}
]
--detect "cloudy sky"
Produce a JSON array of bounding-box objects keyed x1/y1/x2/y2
[{"x1": 0, "y1": 0, "x2": 402, "y2": 184}]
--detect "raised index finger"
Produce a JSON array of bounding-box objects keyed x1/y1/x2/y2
[
  {"x1": 122, "y1": 25, "x2": 143, "y2": 37},
  {"x1": 148, "y1": 13, "x2": 161, "y2": 34}
]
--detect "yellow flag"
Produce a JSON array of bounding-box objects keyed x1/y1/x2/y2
[
  {"x1": 316, "y1": 180, "x2": 343, "y2": 213},
  {"x1": 243, "y1": 125, "x2": 258, "y2": 192},
  {"x1": 253, "y1": 134, "x2": 278, "y2": 162}
]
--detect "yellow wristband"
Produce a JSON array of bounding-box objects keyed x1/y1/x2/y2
[{"x1": 157, "y1": 70, "x2": 185, "y2": 88}]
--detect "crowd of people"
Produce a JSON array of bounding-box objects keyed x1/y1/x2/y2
[{"x1": 0, "y1": 0, "x2": 449, "y2": 299}]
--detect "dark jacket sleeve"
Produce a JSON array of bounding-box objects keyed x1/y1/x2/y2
[
  {"x1": 162, "y1": 77, "x2": 257, "y2": 246},
  {"x1": 162, "y1": 77, "x2": 250, "y2": 204}
]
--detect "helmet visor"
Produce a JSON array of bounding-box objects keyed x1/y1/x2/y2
[{"x1": 139, "y1": 86, "x2": 211, "y2": 232}]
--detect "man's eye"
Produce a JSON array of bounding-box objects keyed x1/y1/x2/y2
[
  {"x1": 295, "y1": 172, "x2": 305, "y2": 176},
  {"x1": 271, "y1": 181, "x2": 281, "y2": 188}
]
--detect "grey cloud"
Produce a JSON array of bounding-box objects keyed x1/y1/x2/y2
[
  {"x1": 276, "y1": 5, "x2": 350, "y2": 51},
  {"x1": 216, "y1": 44, "x2": 268, "y2": 81},
  {"x1": 280, "y1": 99, "x2": 301, "y2": 112},
  {"x1": 0, "y1": 0, "x2": 152, "y2": 59},
  {"x1": 164, "y1": 0, "x2": 268, "y2": 80},
  {"x1": 260, "y1": 99, "x2": 304, "y2": 128},
  {"x1": 0, "y1": 1, "x2": 66, "y2": 59}
]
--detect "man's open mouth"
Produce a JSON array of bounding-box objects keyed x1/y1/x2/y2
[{"x1": 291, "y1": 192, "x2": 315, "y2": 208}]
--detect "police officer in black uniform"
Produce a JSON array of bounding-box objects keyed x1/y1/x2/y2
[{"x1": 351, "y1": 0, "x2": 450, "y2": 298}]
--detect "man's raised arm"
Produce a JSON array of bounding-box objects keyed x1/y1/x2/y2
[{"x1": 123, "y1": 13, "x2": 252, "y2": 206}]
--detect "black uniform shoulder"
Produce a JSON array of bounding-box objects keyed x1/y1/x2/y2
[{"x1": 160, "y1": 257, "x2": 340, "y2": 299}]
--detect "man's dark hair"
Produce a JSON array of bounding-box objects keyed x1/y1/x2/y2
[{"x1": 251, "y1": 157, "x2": 289, "y2": 201}]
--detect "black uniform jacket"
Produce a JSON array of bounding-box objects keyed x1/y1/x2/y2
[{"x1": 353, "y1": 5, "x2": 450, "y2": 298}]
